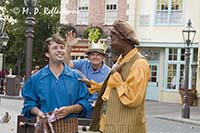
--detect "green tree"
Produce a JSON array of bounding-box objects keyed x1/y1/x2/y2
[{"x1": 2, "y1": 0, "x2": 60, "y2": 75}]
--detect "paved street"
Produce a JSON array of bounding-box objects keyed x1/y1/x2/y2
[
  {"x1": 147, "y1": 116, "x2": 200, "y2": 133},
  {"x1": 146, "y1": 101, "x2": 200, "y2": 133},
  {"x1": 1, "y1": 96, "x2": 200, "y2": 133},
  {"x1": 0, "y1": 97, "x2": 23, "y2": 133}
]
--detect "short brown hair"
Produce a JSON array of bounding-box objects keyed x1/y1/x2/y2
[{"x1": 43, "y1": 34, "x2": 66, "y2": 61}]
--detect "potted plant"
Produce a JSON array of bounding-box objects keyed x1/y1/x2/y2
[{"x1": 179, "y1": 88, "x2": 197, "y2": 106}]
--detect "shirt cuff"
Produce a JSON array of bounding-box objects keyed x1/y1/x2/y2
[
  {"x1": 110, "y1": 72, "x2": 127, "y2": 97},
  {"x1": 88, "y1": 80, "x2": 103, "y2": 94}
]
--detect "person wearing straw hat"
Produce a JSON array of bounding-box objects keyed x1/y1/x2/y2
[{"x1": 65, "y1": 32, "x2": 110, "y2": 119}]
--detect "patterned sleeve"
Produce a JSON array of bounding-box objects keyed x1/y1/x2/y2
[
  {"x1": 102, "y1": 59, "x2": 150, "y2": 108},
  {"x1": 88, "y1": 80, "x2": 103, "y2": 94}
]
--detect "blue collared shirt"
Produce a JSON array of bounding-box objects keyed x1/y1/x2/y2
[
  {"x1": 21, "y1": 64, "x2": 92, "y2": 119},
  {"x1": 73, "y1": 59, "x2": 110, "y2": 101}
]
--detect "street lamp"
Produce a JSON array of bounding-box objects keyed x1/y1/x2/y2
[
  {"x1": 182, "y1": 19, "x2": 196, "y2": 118},
  {"x1": 0, "y1": 16, "x2": 9, "y2": 94},
  {"x1": 0, "y1": 32, "x2": 9, "y2": 70},
  {"x1": 24, "y1": 0, "x2": 37, "y2": 81},
  {"x1": 0, "y1": 16, "x2": 6, "y2": 35}
]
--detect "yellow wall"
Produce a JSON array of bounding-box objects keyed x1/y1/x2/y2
[{"x1": 160, "y1": 90, "x2": 181, "y2": 103}]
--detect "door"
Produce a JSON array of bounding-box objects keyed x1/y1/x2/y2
[
  {"x1": 139, "y1": 49, "x2": 160, "y2": 101},
  {"x1": 146, "y1": 63, "x2": 159, "y2": 100}
]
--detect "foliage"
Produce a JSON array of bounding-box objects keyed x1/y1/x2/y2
[
  {"x1": 58, "y1": 23, "x2": 76, "y2": 39},
  {"x1": 179, "y1": 88, "x2": 197, "y2": 94},
  {"x1": 2, "y1": 0, "x2": 60, "y2": 75},
  {"x1": 83, "y1": 27, "x2": 102, "y2": 43},
  {"x1": 88, "y1": 28, "x2": 101, "y2": 43},
  {"x1": 179, "y1": 88, "x2": 197, "y2": 106}
]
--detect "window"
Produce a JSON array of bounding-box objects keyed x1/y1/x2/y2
[
  {"x1": 168, "y1": 48, "x2": 178, "y2": 60},
  {"x1": 192, "y1": 48, "x2": 198, "y2": 89},
  {"x1": 77, "y1": 0, "x2": 89, "y2": 24},
  {"x1": 71, "y1": 55, "x2": 86, "y2": 60},
  {"x1": 167, "y1": 64, "x2": 177, "y2": 89},
  {"x1": 179, "y1": 64, "x2": 185, "y2": 88},
  {"x1": 140, "y1": 50, "x2": 160, "y2": 61},
  {"x1": 192, "y1": 65, "x2": 197, "y2": 89},
  {"x1": 180, "y1": 48, "x2": 185, "y2": 61},
  {"x1": 156, "y1": 0, "x2": 183, "y2": 25},
  {"x1": 166, "y1": 48, "x2": 197, "y2": 90},
  {"x1": 139, "y1": 15, "x2": 150, "y2": 26},
  {"x1": 167, "y1": 48, "x2": 184, "y2": 90},
  {"x1": 150, "y1": 65, "x2": 158, "y2": 83},
  {"x1": 193, "y1": 48, "x2": 198, "y2": 62},
  {"x1": 105, "y1": 0, "x2": 117, "y2": 25}
]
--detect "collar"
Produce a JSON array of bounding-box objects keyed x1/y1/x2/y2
[
  {"x1": 40, "y1": 63, "x2": 74, "y2": 79},
  {"x1": 87, "y1": 60, "x2": 106, "y2": 73},
  {"x1": 117, "y1": 48, "x2": 138, "y2": 64}
]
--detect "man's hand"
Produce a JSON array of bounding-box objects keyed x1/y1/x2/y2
[
  {"x1": 55, "y1": 106, "x2": 73, "y2": 119},
  {"x1": 111, "y1": 62, "x2": 127, "y2": 74},
  {"x1": 37, "y1": 111, "x2": 45, "y2": 119},
  {"x1": 66, "y1": 31, "x2": 81, "y2": 47},
  {"x1": 30, "y1": 107, "x2": 45, "y2": 119},
  {"x1": 78, "y1": 78, "x2": 91, "y2": 87},
  {"x1": 76, "y1": 69, "x2": 91, "y2": 87}
]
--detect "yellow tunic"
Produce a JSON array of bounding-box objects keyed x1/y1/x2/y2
[
  {"x1": 89, "y1": 48, "x2": 150, "y2": 133},
  {"x1": 102, "y1": 48, "x2": 150, "y2": 106},
  {"x1": 103, "y1": 48, "x2": 150, "y2": 133}
]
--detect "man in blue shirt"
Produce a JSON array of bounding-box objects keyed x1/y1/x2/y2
[
  {"x1": 21, "y1": 34, "x2": 91, "y2": 132},
  {"x1": 64, "y1": 31, "x2": 110, "y2": 118}
]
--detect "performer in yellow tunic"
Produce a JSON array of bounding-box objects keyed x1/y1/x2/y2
[{"x1": 87, "y1": 20, "x2": 150, "y2": 133}]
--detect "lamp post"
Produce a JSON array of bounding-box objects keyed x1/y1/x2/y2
[
  {"x1": 0, "y1": 16, "x2": 6, "y2": 34},
  {"x1": 182, "y1": 19, "x2": 196, "y2": 118},
  {"x1": 24, "y1": 0, "x2": 37, "y2": 81},
  {"x1": 0, "y1": 16, "x2": 9, "y2": 94}
]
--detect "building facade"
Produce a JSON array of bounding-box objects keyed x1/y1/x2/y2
[{"x1": 60, "y1": 0, "x2": 200, "y2": 105}]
